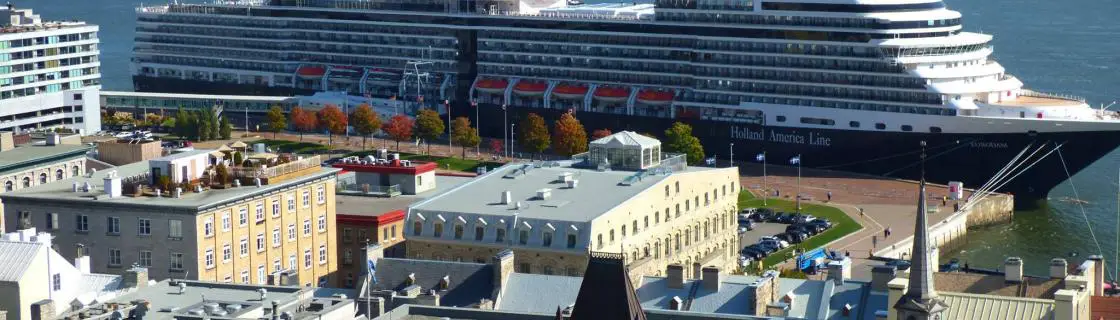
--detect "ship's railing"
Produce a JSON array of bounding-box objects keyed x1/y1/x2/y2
[
  {"x1": 1019, "y1": 89, "x2": 1087, "y2": 103},
  {"x1": 474, "y1": 10, "x2": 650, "y2": 21}
]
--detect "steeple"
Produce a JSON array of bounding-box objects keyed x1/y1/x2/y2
[{"x1": 894, "y1": 141, "x2": 947, "y2": 319}]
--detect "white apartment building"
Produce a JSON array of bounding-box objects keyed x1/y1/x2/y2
[{"x1": 0, "y1": 5, "x2": 101, "y2": 134}]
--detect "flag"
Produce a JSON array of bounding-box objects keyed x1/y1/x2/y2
[
  {"x1": 789, "y1": 156, "x2": 801, "y2": 165},
  {"x1": 756, "y1": 153, "x2": 765, "y2": 162},
  {"x1": 367, "y1": 259, "x2": 378, "y2": 284}
]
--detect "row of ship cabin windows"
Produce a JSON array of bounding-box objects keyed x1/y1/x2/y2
[
  {"x1": 778, "y1": 116, "x2": 942, "y2": 133},
  {"x1": 413, "y1": 221, "x2": 580, "y2": 248}
]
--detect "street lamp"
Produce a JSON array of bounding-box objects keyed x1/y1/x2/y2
[
  {"x1": 729, "y1": 142, "x2": 734, "y2": 168},
  {"x1": 502, "y1": 104, "x2": 508, "y2": 158},
  {"x1": 510, "y1": 123, "x2": 516, "y2": 160}
]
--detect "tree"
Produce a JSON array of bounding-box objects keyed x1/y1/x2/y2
[
  {"x1": 214, "y1": 163, "x2": 230, "y2": 186},
  {"x1": 316, "y1": 104, "x2": 348, "y2": 147},
  {"x1": 518, "y1": 113, "x2": 550, "y2": 158},
  {"x1": 451, "y1": 117, "x2": 481, "y2": 158},
  {"x1": 384, "y1": 114, "x2": 414, "y2": 151},
  {"x1": 232, "y1": 151, "x2": 244, "y2": 167},
  {"x1": 174, "y1": 107, "x2": 193, "y2": 139},
  {"x1": 290, "y1": 107, "x2": 318, "y2": 142},
  {"x1": 552, "y1": 112, "x2": 588, "y2": 157},
  {"x1": 196, "y1": 110, "x2": 213, "y2": 141},
  {"x1": 220, "y1": 117, "x2": 233, "y2": 140},
  {"x1": 664, "y1": 122, "x2": 705, "y2": 165},
  {"x1": 204, "y1": 109, "x2": 220, "y2": 140},
  {"x1": 591, "y1": 128, "x2": 613, "y2": 140},
  {"x1": 414, "y1": 109, "x2": 445, "y2": 155},
  {"x1": 489, "y1": 139, "x2": 503, "y2": 156},
  {"x1": 350, "y1": 104, "x2": 382, "y2": 150},
  {"x1": 266, "y1": 105, "x2": 287, "y2": 138}
]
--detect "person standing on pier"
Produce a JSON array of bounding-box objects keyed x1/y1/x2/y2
[{"x1": 827, "y1": 191, "x2": 832, "y2": 202}]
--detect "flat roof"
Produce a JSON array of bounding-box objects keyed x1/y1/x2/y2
[
  {"x1": 637, "y1": 274, "x2": 869, "y2": 319},
  {"x1": 337, "y1": 175, "x2": 474, "y2": 217},
  {"x1": 0, "y1": 144, "x2": 91, "y2": 174},
  {"x1": 0, "y1": 161, "x2": 340, "y2": 211},
  {"x1": 102, "y1": 280, "x2": 310, "y2": 320},
  {"x1": 410, "y1": 161, "x2": 718, "y2": 222}
]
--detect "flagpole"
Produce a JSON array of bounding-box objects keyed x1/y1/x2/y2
[
  {"x1": 474, "y1": 101, "x2": 480, "y2": 156},
  {"x1": 796, "y1": 154, "x2": 802, "y2": 212},
  {"x1": 446, "y1": 100, "x2": 452, "y2": 155},
  {"x1": 364, "y1": 238, "x2": 371, "y2": 318},
  {"x1": 762, "y1": 151, "x2": 767, "y2": 206}
]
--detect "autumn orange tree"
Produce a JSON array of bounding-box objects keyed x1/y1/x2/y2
[
  {"x1": 552, "y1": 112, "x2": 588, "y2": 156},
  {"x1": 451, "y1": 117, "x2": 481, "y2": 158},
  {"x1": 290, "y1": 106, "x2": 318, "y2": 142},
  {"x1": 384, "y1": 114, "x2": 414, "y2": 151},
  {"x1": 591, "y1": 129, "x2": 612, "y2": 140},
  {"x1": 317, "y1": 104, "x2": 348, "y2": 147},
  {"x1": 518, "y1": 113, "x2": 550, "y2": 158},
  {"x1": 350, "y1": 104, "x2": 382, "y2": 150}
]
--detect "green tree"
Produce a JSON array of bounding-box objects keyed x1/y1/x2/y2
[
  {"x1": 518, "y1": 113, "x2": 550, "y2": 158},
  {"x1": 451, "y1": 117, "x2": 480, "y2": 158},
  {"x1": 664, "y1": 122, "x2": 705, "y2": 165},
  {"x1": 350, "y1": 104, "x2": 382, "y2": 150},
  {"x1": 220, "y1": 117, "x2": 233, "y2": 140},
  {"x1": 414, "y1": 109, "x2": 445, "y2": 155},
  {"x1": 207, "y1": 109, "x2": 220, "y2": 140},
  {"x1": 266, "y1": 105, "x2": 287, "y2": 138},
  {"x1": 551, "y1": 112, "x2": 588, "y2": 157},
  {"x1": 174, "y1": 107, "x2": 193, "y2": 139},
  {"x1": 196, "y1": 110, "x2": 213, "y2": 141},
  {"x1": 232, "y1": 151, "x2": 243, "y2": 167}
]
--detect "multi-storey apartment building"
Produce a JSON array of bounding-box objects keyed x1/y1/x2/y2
[
  {"x1": 0, "y1": 151, "x2": 340, "y2": 287},
  {"x1": 406, "y1": 132, "x2": 740, "y2": 282},
  {"x1": 0, "y1": 5, "x2": 101, "y2": 134}
]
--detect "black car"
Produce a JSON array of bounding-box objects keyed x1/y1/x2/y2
[
  {"x1": 741, "y1": 247, "x2": 766, "y2": 259},
  {"x1": 886, "y1": 259, "x2": 912, "y2": 270},
  {"x1": 808, "y1": 219, "x2": 832, "y2": 229},
  {"x1": 797, "y1": 222, "x2": 825, "y2": 234},
  {"x1": 756, "y1": 242, "x2": 781, "y2": 253},
  {"x1": 777, "y1": 213, "x2": 799, "y2": 224},
  {"x1": 783, "y1": 231, "x2": 808, "y2": 244},
  {"x1": 744, "y1": 244, "x2": 772, "y2": 255},
  {"x1": 754, "y1": 210, "x2": 776, "y2": 222},
  {"x1": 788, "y1": 224, "x2": 817, "y2": 236}
]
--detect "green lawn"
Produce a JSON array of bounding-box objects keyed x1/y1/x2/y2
[
  {"x1": 346, "y1": 150, "x2": 503, "y2": 173},
  {"x1": 256, "y1": 139, "x2": 332, "y2": 154},
  {"x1": 738, "y1": 190, "x2": 863, "y2": 268}
]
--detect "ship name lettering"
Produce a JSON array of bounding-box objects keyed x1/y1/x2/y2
[{"x1": 969, "y1": 141, "x2": 1008, "y2": 149}]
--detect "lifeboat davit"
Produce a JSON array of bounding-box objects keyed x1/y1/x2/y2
[
  {"x1": 297, "y1": 66, "x2": 326, "y2": 79},
  {"x1": 552, "y1": 84, "x2": 589, "y2": 100},
  {"x1": 637, "y1": 90, "x2": 674, "y2": 106},
  {"x1": 475, "y1": 79, "x2": 509, "y2": 94},
  {"x1": 367, "y1": 68, "x2": 398, "y2": 77},
  {"x1": 593, "y1": 87, "x2": 630, "y2": 103},
  {"x1": 329, "y1": 66, "x2": 361, "y2": 83},
  {"x1": 513, "y1": 81, "x2": 547, "y2": 96}
]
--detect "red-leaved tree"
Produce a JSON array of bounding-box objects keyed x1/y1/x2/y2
[
  {"x1": 384, "y1": 114, "x2": 414, "y2": 151},
  {"x1": 316, "y1": 104, "x2": 348, "y2": 147},
  {"x1": 591, "y1": 128, "x2": 613, "y2": 140},
  {"x1": 290, "y1": 106, "x2": 318, "y2": 142}
]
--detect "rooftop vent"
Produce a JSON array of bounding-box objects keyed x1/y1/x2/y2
[
  {"x1": 559, "y1": 172, "x2": 574, "y2": 183},
  {"x1": 225, "y1": 304, "x2": 242, "y2": 314},
  {"x1": 566, "y1": 179, "x2": 578, "y2": 189},
  {"x1": 500, "y1": 191, "x2": 512, "y2": 205},
  {"x1": 536, "y1": 188, "x2": 552, "y2": 200}
]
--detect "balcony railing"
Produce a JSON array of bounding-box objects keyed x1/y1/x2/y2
[{"x1": 231, "y1": 155, "x2": 322, "y2": 181}]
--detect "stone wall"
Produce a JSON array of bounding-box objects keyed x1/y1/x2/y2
[{"x1": 964, "y1": 194, "x2": 1014, "y2": 228}]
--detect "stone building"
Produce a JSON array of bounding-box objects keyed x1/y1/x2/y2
[
  {"x1": 0, "y1": 133, "x2": 90, "y2": 196},
  {"x1": 0, "y1": 152, "x2": 340, "y2": 287},
  {"x1": 406, "y1": 131, "x2": 740, "y2": 282}
]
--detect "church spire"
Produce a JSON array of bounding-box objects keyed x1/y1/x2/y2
[{"x1": 894, "y1": 141, "x2": 947, "y2": 318}]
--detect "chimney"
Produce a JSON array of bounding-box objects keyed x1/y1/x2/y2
[
  {"x1": 886, "y1": 278, "x2": 909, "y2": 320},
  {"x1": 668, "y1": 296, "x2": 683, "y2": 311},
  {"x1": 500, "y1": 191, "x2": 512, "y2": 205},
  {"x1": 439, "y1": 275, "x2": 451, "y2": 290},
  {"x1": 46, "y1": 132, "x2": 59, "y2": 146},
  {"x1": 1004, "y1": 257, "x2": 1023, "y2": 283},
  {"x1": 667, "y1": 264, "x2": 684, "y2": 289},
  {"x1": 491, "y1": 249, "x2": 515, "y2": 292},
  {"x1": 701, "y1": 266, "x2": 721, "y2": 291},
  {"x1": 1051, "y1": 258, "x2": 1069, "y2": 279},
  {"x1": 1053, "y1": 288, "x2": 1085, "y2": 320},
  {"x1": 74, "y1": 256, "x2": 91, "y2": 274},
  {"x1": 123, "y1": 266, "x2": 149, "y2": 289},
  {"x1": 103, "y1": 170, "x2": 121, "y2": 198},
  {"x1": 29, "y1": 300, "x2": 54, "y2": 320},
  {"x1": 752, "y1": 270, "x2": 779, "y2": 317},
  {"x1": 828, "y1": 257, "x2": 852, "y2": 285},
  {"x1": 1089, "y1": 255, "x2": 1105, "y2": 296},
  {"x1": 406, "y1": 273, "x2": 416, "y2": 286}
]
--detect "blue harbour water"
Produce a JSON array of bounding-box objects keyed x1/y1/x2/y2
[{"x1": 32, "y1": 0, "x2": 1120, "y2": 276}]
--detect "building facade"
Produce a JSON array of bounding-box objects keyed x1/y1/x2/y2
[
  {"x1": 0, "y1": 5, "x2": 101, "y2": 134},
  {"x1": 0, "y1": 139, "x2": 90, "y2": 195},
  {"x1": 406, "y1": 132, "x2": 739, "y2": 281},
  {"x1": 337, "y1": 209, "x2": 405, "y2": 288},
  {"x1": 0, "y1": 153, "x2": 340, "y2": 287}
]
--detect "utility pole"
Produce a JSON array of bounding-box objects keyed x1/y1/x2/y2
[{"x1": 510, "y1": 123, "x2": 515, "y2": 160}]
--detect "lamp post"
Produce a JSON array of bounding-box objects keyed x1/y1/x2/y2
[
  {"x1": 729, "y1": 142, "x2": 734, "y2": 168},
  {"x1": 502, "y1": 104, "x2": 508, "y2": 158},
  {"x1": 473, "y1": 100, "x2": 480, "y2": 156},
  {"x1": 364, "y1": 238, "x2": 373, "y2": 318},
  {"x1": 510, "y1": 123, "x2": 516, "y2": 160}
]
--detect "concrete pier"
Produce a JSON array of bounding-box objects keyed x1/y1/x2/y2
[{"x1": 874, "y1": 193, "x2": 1015, "y2": 260}]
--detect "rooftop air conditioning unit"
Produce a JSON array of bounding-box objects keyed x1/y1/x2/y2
[{"x1": 537, "y1": 188, "x2": 552, "y2": 200}]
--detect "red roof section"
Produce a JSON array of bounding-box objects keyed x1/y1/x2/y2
[
  {"x1": 297, "y1": 66, "x2": 326, "y2": 76},
  {"x1": 1093, "y1": 296, "x2": 1120, "y2": 320},
  {"x1": 338, "y1": 210, "x2": 405, "y2": 226},
  {"x1": 333, "y1": 160, "x2": 437, "y2": 175},
  {"x1": 553, "y1": 84, "x2": 589, "y2": 95}
]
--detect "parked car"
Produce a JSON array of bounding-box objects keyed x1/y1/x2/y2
[
  {"x1": 778, "y1": 231, "x2": 807, "y2": 244},
  {"x1": 753, "y1": 210, "x2": 776, "y2": 222},
  {"x1": 744, "y1": 244, "x2": 772, "y2": 255},
  {"x1": 741, "y1": 247, "x2": 766, "y2": 259},
  {"x1": 886, "y1": 259, "x2": 912, "y2": 270},
  {"x1": 808, "y1": 219, "x2": 832, "y2": 229},
  {"x1": 741, "y1": 207, "x2": 758, "y2": 215},
  {"x1": 794, "y1": 222, "x2": 825, "y2": 234},
  {"x1": 794, "y1": 214, "x2": 817, "y2": 224},
  {"x1": 738, "y1": 226, "x2": 750, "y2": 234},
  {"x1": 759, "y1": 237, "x2": 789, "y2": 249},
  {"x1": 738, "y1": 219, "x2": 755, "y2": 231},
  {"x1": 775, "y1": 213, "x2": 798, "y2": 224}
]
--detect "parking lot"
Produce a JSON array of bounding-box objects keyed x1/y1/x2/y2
[{"x1": 738, "y1": 222, "x2": 787, "y2": 251}]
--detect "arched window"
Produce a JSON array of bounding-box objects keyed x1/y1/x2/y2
[
  {"x1": 518, "y1": 229, "x2": 529, "y2": 245},
  {"x1": 685, "y1": 229, "x2": 691, "y2": 246},
  {"x1": 39, "y1": 173, "x2": 47, "y2": 184},
  {"x1": 596, "y1": 234, "x2": 603, "y2": 249},
  {"x1": 621, "y1": 225, "x2": 627, "y2": 238},
  {"x1": 412, "y1": 221, "x2": 423, "y2": 236},
  {"x1": 496, "y1": 228, "x2": 506, "y2": 243},
  {"x1": 22, "y1": 177, "x2": 30, "y2": 188},
  {"x1": 433, "y1": 223, "x2": 444, "y2": 237},
  {"x1": 453, "y1": 224, "x2": 464, "y2": 239},
  {"x1": 567, "y1": 234, "x2": 577, "y2": 248},
  {"x1": 4, "y1": 181, "x2": 11, "y2": 191},
  {"x1": 475, "y1": 226, "x2": 485, "y2": 241},
  {"x1": 609, "y1": 229, "x2": 615, "y2": 242},
  {"x1": 55, "y1": 169, "x2": 64, "y2": 180},
  {"x1": 71, "y1": 166, "x2": 79, "y2": 177}
]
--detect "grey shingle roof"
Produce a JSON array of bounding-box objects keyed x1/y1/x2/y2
[
  {"x1": 0, "y1": 240, "x2": 45, "y2": 282},
  {"x1": 372, "y1": 258, "x2": 495, "y2": 307},
  {"x1": 497, "y1": 273, "x2": 583, "y2": 313}
]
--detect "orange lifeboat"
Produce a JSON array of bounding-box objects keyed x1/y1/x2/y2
[
  {"x1": 593, "y1": 87, "x2": 630, "y2": 103},
  {"x1": 513, "y1": 81, "x2": 547, "y2": 96},
  {"x1": 475, "y1": 79, "x2": 509, "y2": 94},
  {"x1": 297, "y1": 66, "x2": 326, "y2": 79},
  {"x1": 637, "y1": 90, "x2": 674, "y2": 106},
  {"x1": 552, "y1": 84, "x2": 589, "y2": 100}
]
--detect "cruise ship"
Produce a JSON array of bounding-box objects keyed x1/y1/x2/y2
[{"x1": 132, "y1": 0, "x2": 1120, "y2": 207}]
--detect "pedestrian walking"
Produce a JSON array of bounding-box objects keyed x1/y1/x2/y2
[
  {"x1": 859, "y1": 208, "x2": 864, "y2": 218},
  {"x1": 872, "y1": 235, "x2": 877, "y2": 248},
  {"x1": 775, "y1": 189, "x2": 781, "y2": 197},
  {"x1": 827, "y1": 191, "x2": 832, "y2": 202},
  {"x1": 942, "y1": 196, "x2": 947, "y2": 206},
  {"x1": 886, "y1": 227, "x2": 892, "y2": 237}
]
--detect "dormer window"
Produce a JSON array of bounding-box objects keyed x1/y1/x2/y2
[
  {"x1": 433, "y1": 222, "x2": 444, "y2": 238},
  {"x1": 543, "y1": 231, "x2": 553, "y2": 247},
  {"x1": 475, "y1": 226, "x2": 485, "y2": 241},
  {"x1": 413, "y1": 221, "x2": 423, "y2": 236},
  {"x1": 518, "y1": 229, "x2": 529, "y2": 245}
]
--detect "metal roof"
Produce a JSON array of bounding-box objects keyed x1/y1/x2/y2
[
  {"x1": 496, "y1": 273, "x2": 583, "y2": 313},
  {"x1": 0, "y1": 144, "x2": 91, "y2": 174},
  {"x1": 940, "y1": 292, "x2": 1055, "y2": 320},
  {"x1": 0, "y1": 240, "x2": 45, "y2": 282},
  {"x1": 590, "y1": 131, "x2": 661, "y2": 149}
]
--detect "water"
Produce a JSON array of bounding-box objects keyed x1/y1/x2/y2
[{"x1": 31, "y1": 0, "x2": 1120, "y2": 276}]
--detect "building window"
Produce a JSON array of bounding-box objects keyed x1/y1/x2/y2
[
  {"x1": 255, "y1": 204, "x2": 264, "y2": 222},
  {"x1": 257, "y1": 265, "x2": 266, "y2": 285},
  {"x1": 391, "y1": 225, "x2": 397, "y2": 239},
  {"x1": 288, "y1": 224, "x2": 296, "y2": 241},
  {"x1": 203, "y1": 216, "x2": 213, "y2": 237},
  {"x1": 303, "y1": 219, "x2": 311, "y2": 236},
  {"x1": 272, "y1": 228, "x2": 281, "y2": 247},
  {"x1": 413, "y1": 221, "x2": 423, "y2": 236},
  {"x1": 22, "y1": 177, "x2": 29, "y2": 188},
  {"x1": 138, "y1": 218, "x2": 151, "y2": 236},
  {"x1": 346, "y1": 273, "x2": 355, "y2": 288},
  {"x1": 240, "y1": 238, "x2": 249, "y2": 256},
  {"x1": 75, "y1": 215, "x2": 88, "y2": 232},
  {"x1": 272, "y1": 199, "x2": 281, "y2": 217},
  {"x1": 106, "y1": 216, "x2": 120, "y2": 235},
  {"x1": 901, "y1": 125, "x2": 913, "y2": 132},
  {"x1": 656, "y1": 211, "x2": 661, "y2": 224},
  {"x1": 543, "y1": 231, "x2": 553, "y2": 247},
  {"x1": 274, "y1": 259, "x2": 282, "y2": 272},
  {"x1": 107, "y1": 249, "x2": 121, "y2": 266},
  {"x1": 454, "y1": 224, "x2": 464, "y2": 239},
  {"x1": 318, "y1": 245, "x2": 327, "y2": 264},
  {"x1": 359, "y1": 229, "x2": 368, "y2": 242},
  {"x1": 171, "y1": 252, "x2": 184, "y2": 270},
  {"x1": 138, "y1": 250, "x2": 152, "y2": 267},
  {"x1": 567, "y1": 234, "x2": 577, "y2": 248},
  {"x1": 222, "y1": 212, "x2": 232, "y2": 231},
  {"x1": 169, "y1": 220, "x2": 183, "y2": 239},
  {"x1": 494, "y1": 228, "x2": 506, "y2": 243},
  {"x1": 609, "y1": 230, "x2": 615, "y2": 243},
  {"x1": 72, "y1": 166, "x2": 79, "y2": 177},
  {"x1": 675, "y1": 181, "x2": 680, "y2": 193},
  {"x1": 621, "y1": 226, "x2": 627, "y2": 238},
  {"x1": 287, "y1": 195, "x2": 296, "y2": 212},
  {"x1": 256, "y1": 233, "x2": 265, "y2": 252},
  {"x1": 343, "y1": 249, "x2": 353, "y2": 265},
  {"x1": 39, "y1": 173, "x2": 46, "y2": 184},
  {"x1": 518, "y1": 263, "x2": 531, "y2": 273},
  {"x1": 222, "y1": 244, "x2": 232, "y2": 262},
  {"x1": 302, "y1": 190, "x2": 310, "y2": 208},
  {"x1": 304, "y1": 249, "x2": 312, "y2": 269},
  {"x1": 52, "y1": 273, "x2": 61, "y2": 291},
  {"x1": 55, "y1": 169, "x2": 63, "y2": 180},
  {"x1": 317, "y1": 215, "x2": 326, "y2": 232},
  {"x1": 644, "y1": 217, "x2": 649, "y2": 229},
  {"x1": 241, "y1": 270, "x2": 250, "y2": 284},
  {"x1": 434, "y1": 222, "x2": 444, "y2": 237},
  {"x1": 316, "y1": 186, "x2": 326, "y2": 204},
  {"x1": 4, "y1": 181, "x2": 11, "y2": 191},
  {"x1": 597, "y1": 234, "x2": 603, "y2": 249},
  {"x1": 475, "y1": 226, "x2": 485, "y2": 241},
  {"x1": 519, "y1": 229, "x2": 529, "y2": 245},
  {"x1": 343, "y1": 228, "x2": 352, "y2": 242},
  {"x1": 289, "y1": 254, "x2": 297, "y2": 271}
]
